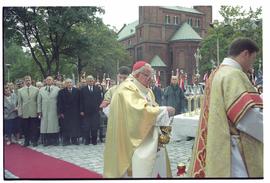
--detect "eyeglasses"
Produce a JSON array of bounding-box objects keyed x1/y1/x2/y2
[{"x1": 140, "y1": 72, "x2": 152, "y2": 79}]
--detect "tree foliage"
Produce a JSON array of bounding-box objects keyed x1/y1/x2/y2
[
  {"x1": 4, "y1": 7, "x2": 131, "y2": 82},
  {"x1": 4, "y1": 43, "x2": 42, "y2": 83},
  {"x1": 199, "y1": 6, "x2": 262, "y2": 75},
  {"x1": 61, "y1": 20, "x2": 131, "y2": 81}
]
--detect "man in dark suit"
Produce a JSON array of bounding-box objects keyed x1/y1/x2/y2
[
  {"x1": 80, "y1": 75, "x2": 102, "y2": 145},
  {"x1": 58, "y1": 78, "x2": 81, "y2": 146}
]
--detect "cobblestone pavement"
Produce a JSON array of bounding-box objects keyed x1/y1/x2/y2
[{"x1": 4, "y1": 138, "x2": 194, "y2": 179}]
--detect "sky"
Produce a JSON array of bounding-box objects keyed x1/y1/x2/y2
[
  {"x1": 0, "y1": 0, "x2": 263, "y2": 31},
  {"x1": 101, "y1": 5, "x2": 222, "y2": 31},
  {"x1": 100, "y1": 4, "x2": 262, "y2": 31}
]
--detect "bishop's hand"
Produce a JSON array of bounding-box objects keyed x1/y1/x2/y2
[{"x1": 166, "y1": 106, "x2": 175, "y2": 117}]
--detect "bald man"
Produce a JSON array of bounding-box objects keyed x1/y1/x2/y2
[
  {"x1": 38, "y1": 76, "x2": 60, "y2": 146},
  {"x1": 80, "y1": 75, "x2": 102, "y2": 145},
  {"x1": 57, "y1": 79, "x2": 81, "y2": 145}
]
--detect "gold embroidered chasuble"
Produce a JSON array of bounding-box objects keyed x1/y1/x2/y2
[
  {"x1": 103, "y1": 75, "x2": 171, "y2": 178},
  {"x1": 188, "y1": 65, "x2": 263, "y2": 177}
]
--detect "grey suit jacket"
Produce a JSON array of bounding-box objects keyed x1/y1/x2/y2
[{"x1": 18, "y1": 85, "x2": 39, "y2": 118}]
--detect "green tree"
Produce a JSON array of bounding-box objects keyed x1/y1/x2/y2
[
  {"x1": 199, "y1": 6, "x2": 262, "y2": 75},
  {"x1": 4, "y1": 43, "x2": 42, "y2": 83},
  {"x1": 61, "y1": 20, "x2": 131, "y2": 82},
  {"x1": 4, "y1": 7, "x2": 131, "y2": 82},
  {"x1": 4, "y1": 7, "x2": 104, "y2": 78}
]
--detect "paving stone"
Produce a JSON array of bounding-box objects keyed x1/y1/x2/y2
[{"x1": 5, "y1": 139, "x2": 194, "y2": 178}]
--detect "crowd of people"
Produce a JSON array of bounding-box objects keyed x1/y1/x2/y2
[
  {"x1": 4, "y1": 64, "x2": 262, "y2": 148},
  {"x1": 4, "y1": 65, "x2": 190, "y2": 147},
  {"x1": 4, "y1": 74, "x2": 108, "y2": 147}
]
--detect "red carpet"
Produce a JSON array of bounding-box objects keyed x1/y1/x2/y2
[{"x1": 4, "y1": 144, "x2": 103, "y2": 179}]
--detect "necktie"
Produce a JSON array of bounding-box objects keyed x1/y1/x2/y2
[
  {"x1": 47, "y1": 86, "x2": 50, "y2": 93},
  {"x1": 27, "y1": 87, "x2": 30, "y2": 96}
]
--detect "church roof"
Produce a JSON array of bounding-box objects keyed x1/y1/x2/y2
[
  {"x1": 150, "y1": 55, "x2": 167, "y2": 67},
  {"x1": 161, "y1": 6, "x2": 203, "y2": 15},
  {"x1": 117, "y1": 20, "x2": 139, "y2": 41},
  {"x1": 170, "y1": 22, "x2": 202, "y2": 41}
]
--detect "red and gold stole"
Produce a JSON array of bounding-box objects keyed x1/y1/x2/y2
[
  {"x1": 190, "y1": 68, "x2": 219, "y2": 178},
  {"x1": 227, "y1": 92, "x2": 262, "y2": 125}
]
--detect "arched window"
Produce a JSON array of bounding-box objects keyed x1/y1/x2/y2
[
  {"x1": 197, "y1": 19, "x2": 200, "y2": 27},
  {"x1": 174, "y1": 16, "x2": 179, "y2": 25},
  {"x1": 188, "y1": 18, "x2": 193, "y2": 26},
  {"x1": 165, "y1": 15, "x2": 170, "y2": 24}
]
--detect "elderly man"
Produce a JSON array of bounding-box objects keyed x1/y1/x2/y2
[
  {"x1": 189, "y1": 38, "x2": 263, "y2": 178},
  {"x1": 17, "y1": 76, "x2": 39, "y2": 147},
  {"x1": 38, "y1": 76, "x2": 60, "y2": 146},
  {"x1": 80, "y1": 75, "x2": 102, "y2": 145},
  {"x1": 104, "y1": 61, "x2": 175, "y2": 178},
  {"x1": 57, "y1": 78, "x2": 81, "y2": 145}
]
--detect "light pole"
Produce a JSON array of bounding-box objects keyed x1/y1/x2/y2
[
  {"x1": 194, "y1": 48, "x2": 202, "y2": 76},
  {"x1": 217, "y1": 34, "x2": 220, "y2": 66},
  {"x1": 210, "y1": 20, "x2": 220, "y2": 66},
  {"x1": 6, "y1": 63, "x2": 11, "y2": 82}
]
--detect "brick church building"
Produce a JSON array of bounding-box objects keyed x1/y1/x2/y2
[{"x1": 117, "y1": 6, "x2": 212, "y2": 86}]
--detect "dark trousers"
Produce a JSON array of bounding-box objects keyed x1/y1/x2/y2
[
  {"x1": 22, "y1": 117, "x2": 39, "y2": 143},
  {"x1": 4, "y1": 119, "x2": 15, "y2": 139},
  {"x1": 13, "y1": 117, "x2": 22, "y2": 135},
  {"x1": 82, "y1": 113, "x2": 99, "y2": 144},
  {"x1": 42, "y1": 133, "x2": 59, "y2": 145},
  {"x1": 58, "y1": 118, "x2": 64, "y2": 143},
  {"x1": 63, "y1": 136, "x2": 79, "y2": 144},
  {"x1": 83, "y1": 128, "x2": 98, "y2": 144}
]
